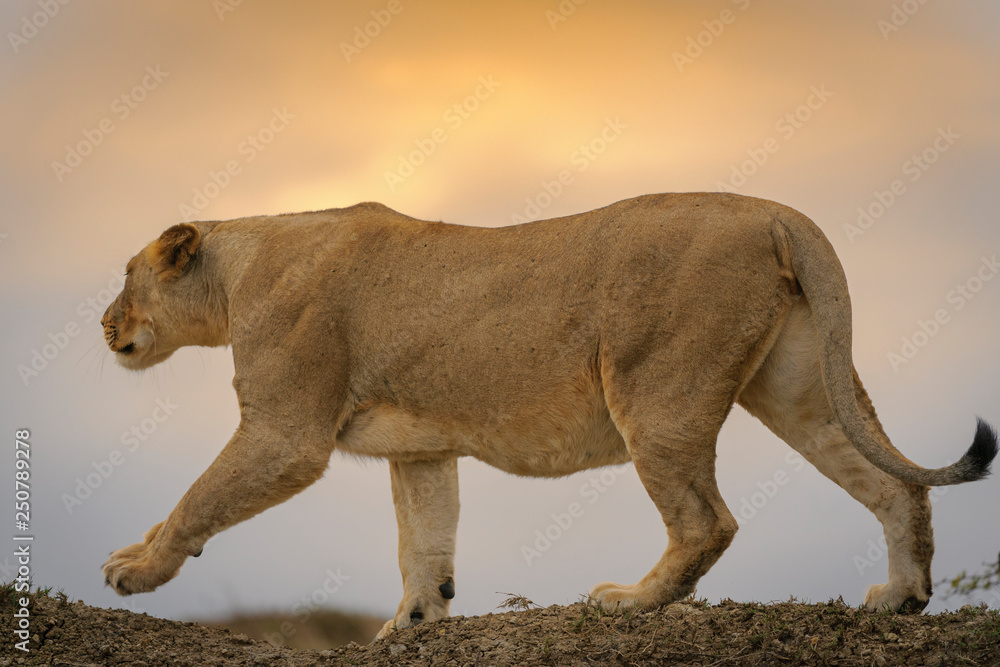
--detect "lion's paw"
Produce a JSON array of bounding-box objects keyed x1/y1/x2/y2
[
  {"x1": 375, "y1": 609, "x2": 423, "y2": 640},
  {"x1": 102, "y1": 522, "x2": 183, "y2": 596},
  {"x1": 375, "y1": 618, "x2": 401, "y2": 641},
  {"x1": 375, "y1": 592, "x2": 450, "y2": 640},
  {"x1": 588, "y1": 581, "x2": 649, "y2": 611},
  {"x1": 863, "y1": 583, "x2": 929, "y2": 614}
]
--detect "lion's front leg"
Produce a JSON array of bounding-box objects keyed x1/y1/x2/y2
[
  {"x1": 377, "y1": 457, "x2": 460, "y2": 640},
  {"x1": 103, "y1": 423, "x2": 332, "y2": 595}
]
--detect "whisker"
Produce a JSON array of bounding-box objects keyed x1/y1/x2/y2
[{"x1": 77, "y1": 340, "x2": 108, "y2": 382}]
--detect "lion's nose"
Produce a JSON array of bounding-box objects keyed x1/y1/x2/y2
[{"x1": 100, "y1": 304, "x2": 114, "y2": 329}]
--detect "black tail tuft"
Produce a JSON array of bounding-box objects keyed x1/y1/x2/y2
[{"x1": 962, "y1": 418, "x2": 999, "y2": 480}]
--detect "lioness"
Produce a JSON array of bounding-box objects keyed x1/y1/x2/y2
[{"x1": 100, "y1": 193, "x2": 997, "y2": 638}]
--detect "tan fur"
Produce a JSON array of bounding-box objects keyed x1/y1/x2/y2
[{"x1": 100, "y1": 193, "x2": 982, "y2": 638}]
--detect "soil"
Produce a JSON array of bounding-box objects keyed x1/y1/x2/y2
[{"x1": 3, "y1": 590, "x2": 999, "y2": 666}]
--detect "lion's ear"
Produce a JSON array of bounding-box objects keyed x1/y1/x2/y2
[{"x1": 153, "y1": 223, "x2": 201, "y2": 280}]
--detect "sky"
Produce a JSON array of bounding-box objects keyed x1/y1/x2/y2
[{"x1": 2, "y1": 0, "x2": 999, "y2": 635}]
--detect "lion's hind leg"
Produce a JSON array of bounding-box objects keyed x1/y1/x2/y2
[
  {"x1": 589, "y1": 353, "x2": 740, "y2": 610},
  {"x1": 589, "y1": 248, "x2": 794, "y2": 611},
  {"x1": 588, "y1": 423, "x2": 739, "y2": 610},
  {"x1": 737, "y1": 301, "x2": 934, "y2": 611}
]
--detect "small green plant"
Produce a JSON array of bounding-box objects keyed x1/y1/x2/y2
[
  {"x1": 940, "y1": 553, "x2": 1000, "y2": 598},
  {"x1": 620, "y1": 604, "x2": 637, "y2": 623},
  {"x1": 973, "y1": 612, "x2": 1000, "y2": 645},
  {"x1": 570, "y1": 604, "x2": 592, "y2": 633},
  {"x1": 0, "y1": 581, "x2": 64, "y2": 610},
  {"x1": 0, "y1": 581, "x2": 17, "y2": 608}
]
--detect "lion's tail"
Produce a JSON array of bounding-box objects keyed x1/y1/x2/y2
[{"x1": 775, "y1": 212, "x2": 998, "y2": 487}]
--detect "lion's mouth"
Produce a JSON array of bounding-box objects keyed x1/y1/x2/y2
[{"x1": 109, "y1": 326, "x2": 171, "y2": 370}]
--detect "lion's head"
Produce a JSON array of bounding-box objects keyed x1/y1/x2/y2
[{"x1": 102, "y1": 223, "x2": 228, "y2": 370}]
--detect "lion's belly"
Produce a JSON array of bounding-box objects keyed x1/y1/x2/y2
[
  {"x1": 336, "y1": 387, "x2": 630, "y2": 477},
  {"x1": 470, "y1": 402, "x2": 631, "y2": 477}
]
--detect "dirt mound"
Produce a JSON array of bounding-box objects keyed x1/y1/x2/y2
[
  {"x1": 203, "y1": 608, "x2": 386, "y2": 651},
  {"x1": 3, "y1": 590, "x2": 998, "y2": 666}
]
